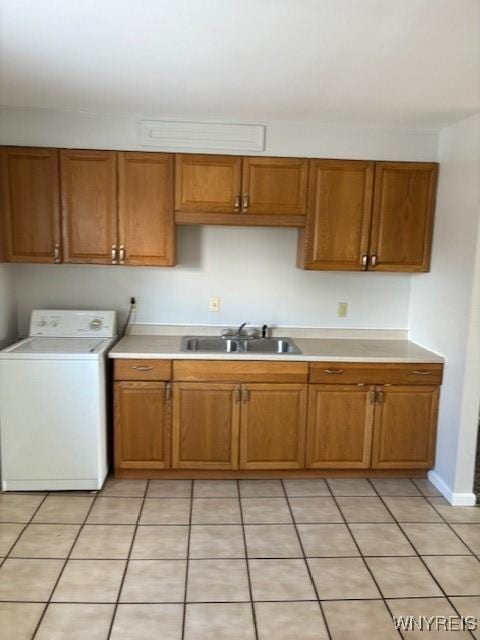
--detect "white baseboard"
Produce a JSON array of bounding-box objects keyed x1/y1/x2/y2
[{"x1": 428, "y1": 470, "x2": 477, "y2": 506}]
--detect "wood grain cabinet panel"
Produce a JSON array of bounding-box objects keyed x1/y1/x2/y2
[
  {"x1": 114, "y1": 381, "x2": 171, "y2": 470},
  {"x1": 241, "y1": 157, "x2": 308, "y2": 215},
  {"x1": 306, "y1": 385, "x2": 375, "y2": 468},
  {"x1": 370, "y1": 162, "x2": 438, "y2": 272},
  {"x1": 298, "y1": 160, "x2": 374, "y2": 270},
  {"x1": 0, "y1": 147, "x2": 61, "y2": 262},
  {"x1": 239, "y1": 383, "x2": 307, "y2": 469},
  {"x1": 371, "y1": 385, "x2": 439, "y2": 469},
  {"x1": 172, "y1": 382, "x2": 240, "y2": 469},
  {"x1": 175, "y1": 154, "x2": 242, "y2": 214},
  {"x1": 118, "y1": 152, "x2": 175, "y2": 266},
  {"x1": 60, "y1": 150, "x2": 117, "y2": 264}
]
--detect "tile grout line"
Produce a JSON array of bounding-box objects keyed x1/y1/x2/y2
[
  {"x1": 180, "y1": 479, "x2": 194, "y2": 640},
  {"x1": 369, "y1": 479, "x2": 478, "y2": 640},
  {"x1": 280, "y1": 480, "x2": 333, "y2": 640},
  {"x1": 237, "y1": 480, "x2": 259, "y2": 640},
  {"x1": 30, "y1": 489, "x2": 100, "y2": 639},
  {"x1": 105, "y1": 479, "x2": 150, "y2": 640},
  {"x1": 0, "y1": 492, "x2": 49, "y2": 569},
  {"x1": 329, "y1": 479, "x2": 404, "y2": 639}
]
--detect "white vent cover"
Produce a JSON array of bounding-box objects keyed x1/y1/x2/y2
[{"x1": 140, "y1": 120, "x2": 265, "y2": 152}]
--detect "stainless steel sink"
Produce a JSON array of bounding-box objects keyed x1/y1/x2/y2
[
  {"x1": 180, "y1": 336, "x2": 301, "y2": 354},
  {"x1": 242, "y1": 338, "x2": 300, "y2": 354},
  {"x1": 181, "y1": 337, "x2": 239, "y2": 353}
]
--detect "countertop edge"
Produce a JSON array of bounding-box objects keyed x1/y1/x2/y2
[{"x1": 108, "y1": 352, "x2": 444, "y2": 364}]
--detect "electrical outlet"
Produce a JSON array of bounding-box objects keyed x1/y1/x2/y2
[
  {"x1": 337, "y1": 302, "x2": 348, "y2": 318},
  {"x1": 209, "y1": 297, "x2": 220, "y2": 312}
]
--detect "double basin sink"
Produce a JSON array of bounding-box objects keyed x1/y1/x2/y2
[{"x1": 180, "y1": 336, "x2": 302, "y2": 355}]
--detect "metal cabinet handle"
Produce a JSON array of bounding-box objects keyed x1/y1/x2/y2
[
  {"x1": 369, "y1": 388, "x2": 376, "y2": 404},
  {"x1": 234, "y1": 194, "x2": 241, "y2": 211},
  {"x1": 376, "y1": 388, "x2": 385, "y2": 403},
  {"x1": 323, "y1": 368, "x2": 344, "y2": 374},
  {"x1": 165, "y1": 383, "x2": 171, "y2": 402},
  {"x1": 370, "y1": 254, "x2": 378, "y2": 267},
  {"x1": 361, "y1": 254, "x2": 368, "y2": 269},
  {"x1": 242, "y1": 386, "x2": 250, "y2": 402},
  {"x1": 53, "y1": 244, "x2": 61, "y2": 263},
  {"x1": 412, "y1": 370, "x2": 432, "y2": 376},
  {"x1": 132, "y1": 365, "x2": 153, "y2": 371},
  {"x1": 119, "y1": 245, "x2": 126, "y2": 263},
  {"x1": 242, "y1": 193, "x2": 249, "y2": 211},
  {"x1": 111, "y1": 244, "x2": 117, "y2": 263}
]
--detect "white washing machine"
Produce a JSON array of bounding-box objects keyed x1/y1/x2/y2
[{"x1": 0, "y1": 310, "x2": 117, "y2": 491}]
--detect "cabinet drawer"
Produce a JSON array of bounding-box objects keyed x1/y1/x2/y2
[
  {"x1": 114, "y1": 359, "x2": 172, "y2": 381},
  {"x1": 173, "y1": 360, "x2": 308, "y2": 383},
  {"x1": 309, "y1": 362, "x2": 443, "y2": 385}
]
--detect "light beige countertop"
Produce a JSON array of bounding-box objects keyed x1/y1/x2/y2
[{"x1": 109, "y1": 333, "x2": 444, "y2": 363}]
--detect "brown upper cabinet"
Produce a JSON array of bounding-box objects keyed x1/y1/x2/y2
[
  {"x1": 370, "y1": 162, "x2": 438, "y2": 272},
  {"x1": 61, "y1": 149, "x2": 175, "y2": 266},
  {"x1": 0, "y1": 147, "x2": 61, "y2": 263},
  {"x1": 298, "y1": 160, "x2": 438, "y2": 272},
  {"x1": 175, "y1": 154, "x2": 242, "y2": 214},
  {"x1": 118, "y1": 152, "x2": 175, "y2": 266},
  {"x1": 175, "y1": 154, "x2": 308, "y2": 226},
  {"x1": 298, "y1": 159, "x2": 374, "y2": 271},
  {"x1": 61, "y1": 150, "x2": 117, "y2": 264}
]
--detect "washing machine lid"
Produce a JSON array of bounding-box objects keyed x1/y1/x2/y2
[{"x1": 0, "y1": 337, "x2": 114, "y2": 359}]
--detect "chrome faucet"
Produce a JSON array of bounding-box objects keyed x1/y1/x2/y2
[{"x1": 233, "y1": 322, "x2": 249, "y2": 338}]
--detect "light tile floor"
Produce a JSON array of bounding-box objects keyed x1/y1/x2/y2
[{"x1": 0, "y1": 477, "x2": 479, "y2": 639}]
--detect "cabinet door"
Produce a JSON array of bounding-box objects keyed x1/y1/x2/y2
[
  {"x1": 61, "y1": 150, "x2": 117, "y2": 264},
  {"x1": 114, "y1": 381, "x2": 171, "y2": 470},
  {"x1": 118, "y1": 152, "x2": 175, "y2": 266},
  {"x1": 298, "y1": 160, "x2": 374, "y2": 270},
  {"x1": 306, "y1": 385, "x2": 375, "y2": 468},
  {"x1": 239, "y1": 383, "x2": 307, "y2": 469},
  {"x1": 0, "y1": 147, "x2": 61, "y2": 263},
  {"x1": 175, "y1": 154, "x2": 242, "y2": 214},
  {"x1": 242, "y1": 157, "x2": 308, "y2": 215},
  {"x1": 372, "y1": 385, "x2": 439, "y2": 469},
  {"x1": 369, "y1": 162, "x2": 438, "y2": 271},
  {"x1": 172, "y1": 383, "x2": 240, "y2": 469}
]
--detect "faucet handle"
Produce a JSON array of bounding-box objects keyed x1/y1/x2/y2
[{"x1": 261, "y1": 324, "x2": 269, "y2": 338}]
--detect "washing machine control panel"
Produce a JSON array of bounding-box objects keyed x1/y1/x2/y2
[{"x1": 29, "y1": 310, "x2": 117, "y2": 338}]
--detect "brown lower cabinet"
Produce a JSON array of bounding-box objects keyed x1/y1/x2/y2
[
  {"x1": 113, "y1": 359, "x2": 442, "y2": 476},
  {"x1": 306, "y1": 385, "x2": 375, "y2": 469},
  {"x1": 372, "y1": 385, "x2": 439, "y2": 469},
  {"x1": 114, "y1": 381, "x2": 171, "y2": 470}
]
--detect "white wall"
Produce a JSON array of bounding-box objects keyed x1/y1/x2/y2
[
  {"x1": 0, "y1": 265, "x2": 17, "y2": 347},
  {"x1": 0, "y1": 106, "x2": 439, "y2": 161},
  {"x1": 1, "y1": 105, "x2": 440, "y2": 334},
  {"x1": 409, "y1": 112, "x2": 480, "y2": 502},
  {"x1": 14, "y1": 226, "x2": 411, "y2": 335}
]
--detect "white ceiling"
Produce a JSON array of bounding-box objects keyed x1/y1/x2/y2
[{"x1": 0, "y1": 0, "x2": 479, "y2": 129}]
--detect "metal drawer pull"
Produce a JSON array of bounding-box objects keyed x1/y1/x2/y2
[
  {"x1": 242, "y1": 387, "x2": 250, "y2": 402},
  {"x1": 111, "y1": 244, "x2": 117, "y2": 263},
  {"x1": 412, "y1": 370, "x2": 432, "y2": 375},
  {"x1": 234, "y1": 385, "x2": 241, "y2": 403},
  {"x1": 242, "y1": 193, "x2": 249, "y2": 211},
  {"x1": 376, "y1": 389, "x2": 385, "y2": 403},
  {"x1": 323, "y1": 368, "x2": 344, "y2": 374},
  {"x1": 119, "y1": 245, "x2": 126, "y2": 263},
  {"x1": 361, "y1": 254, "x2": 368, "y2": 268},
  {"x1": 132, "y1": 365, "x2": 153, "y2": 371},
  {"x1": 369, "y1": 389, "x2": 376, "y2": 404},
  {"x1": 53, "y1": 243, "x2": 61, "y2": 263},
  {"x1": 165, "y1": 383, "x2": 171, "y2": 402},
  {"x1": 234, "y1": 194, "x2": 241, "y2": 211},
  {"x1": 371, "y1": 254, "x2": 378, "y2": 267}
]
